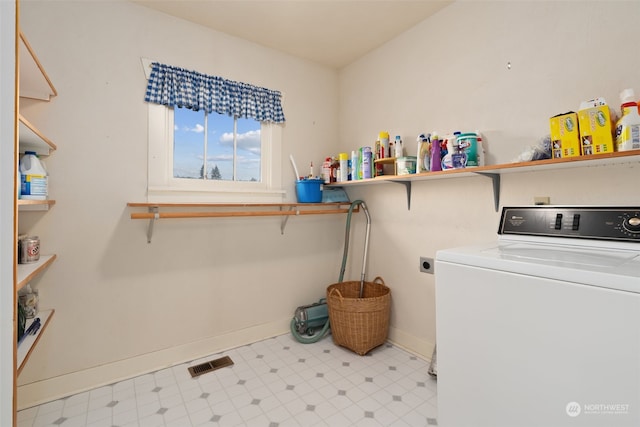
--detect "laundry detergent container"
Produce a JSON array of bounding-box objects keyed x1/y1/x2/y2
[{"x1": 295, "y1": 179, "x2": 323, "y2": 202}]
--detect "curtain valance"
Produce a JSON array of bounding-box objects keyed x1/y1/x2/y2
[{"x1": 144, "y1": 62, "x2": 285, "y2": 123}]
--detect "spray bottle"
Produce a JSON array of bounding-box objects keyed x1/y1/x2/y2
[{"x1": 416, "y1": 133, "x2": 431, "y2": 173}]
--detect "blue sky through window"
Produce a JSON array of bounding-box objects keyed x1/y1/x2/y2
[{"x1": 173, "y1": 107, "x2": 261, "y2": 181}]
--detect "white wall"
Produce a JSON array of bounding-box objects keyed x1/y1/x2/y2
[
  {"x1": 17, "y1": 0, "x2": 344, "y2": 408},
  {"x1": 339, "y1": 1, "x2": 640, "y2": 356}
]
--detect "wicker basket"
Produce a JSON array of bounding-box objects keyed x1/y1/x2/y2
[{"x1": 326, "y1": 277, "x2": 391, "y2": 355}]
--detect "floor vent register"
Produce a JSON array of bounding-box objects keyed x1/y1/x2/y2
[{"x1": 188, "y1": 356, "x2": 234, "y2": 378}]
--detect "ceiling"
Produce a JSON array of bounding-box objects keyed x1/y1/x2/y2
[{"x1": 132, "y1": 0, "x2": 452, "y2": 69}]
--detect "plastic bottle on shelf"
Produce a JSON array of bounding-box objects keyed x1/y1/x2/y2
[
  {"x1": 20, "y1": 151, "x2": 47, "y2": 200},
  {"x1": 395, "y1": 135, "x2": 404, "y2": 158},
  {"x1": 416, "y1": 133, "x2": 431, "y2": 173},
  {"x1": 475, "y1": 130, "x2": 486, "y2": 166},
  {"x1": 351, "y1": 150, "x2": 359, "y2": 180},
  {"x1": 322, "y1": 157, "x2": 332, "y2": 183},
  {"x1": 17, "y1": 158, "x2": 21, "y2": 199},
  {"x1": 338, "y1": 153, "x2": 349, "y2": 182},
  {"x1": 615, "y1": 88, "x2": 640, "y2": 151},
  {"x1": 430, "y1": 132, "x2": 442, "y2": 172},
  {"x1": 362, "y1": 147, "x2": 373, "y2": 179},
  {"x1": 379, "y1": 131, "x2": 390, "y2": 158},
  {"x1": 330, "y1": 157, "x2": 338, "y2": 183}
]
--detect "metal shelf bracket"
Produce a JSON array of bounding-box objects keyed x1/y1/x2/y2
[
  {"x1": 280, "y1": 206, "x2": 297, "y2": 234},
  {"x1": 147, "y1": 206, "x2": 159, "y2": 243},
  {"x1": 390, "y1": 180, "x2": 412, "y2": 210},
  {"x1": 476, "y1": 172, "x2": 501, "y2": 212}
]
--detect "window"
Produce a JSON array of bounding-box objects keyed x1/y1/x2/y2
[
  {"x1": 143, "y1": 60, "x2": 285, "y2": 203},
  {"x1": 147, "y1": 104, "x2": 283, "y2": 203},
  {"x1": 173, "y1": 108, "x2": 261, "y2": 182}
]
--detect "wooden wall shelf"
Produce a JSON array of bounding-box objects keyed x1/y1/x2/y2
[
  {"x1": 331, "y1": 150, "x2": 640, "y2": 211},
  {"x1": 17, "y1": 309, "x2": 55, "y2": 376},
  {"x1": 19, "y1": 32, "x2": 57, "y2": 101}
]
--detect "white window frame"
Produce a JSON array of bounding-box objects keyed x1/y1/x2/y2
[
  {"x1": 147, "y1": 104, "x2": 284, "y2": 203},
  {"x1": 143, "y1": 60, "x2": 285, "y2": 203}
]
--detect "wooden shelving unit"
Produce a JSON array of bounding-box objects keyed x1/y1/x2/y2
[{"x1": 13, "y1": 27, "x2": 58, "y2": 402}]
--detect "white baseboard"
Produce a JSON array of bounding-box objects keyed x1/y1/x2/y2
[
  {"x1": 17, "y1": 318, "x2": 290, "y2": 410},
  {"x1": 387, "y1": 325, "x2": 435, "y2": 361}
]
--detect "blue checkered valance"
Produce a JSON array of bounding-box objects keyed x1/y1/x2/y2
[{"x1": 144, "y1": 62, "x2": 285, "y2": 123}]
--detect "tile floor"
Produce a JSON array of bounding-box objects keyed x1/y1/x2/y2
[{"x1": 18, "y1": 333, "x2": 438, "y2": 427}]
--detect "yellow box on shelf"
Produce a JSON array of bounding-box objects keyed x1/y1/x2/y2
[{"x1": 550, "y1": 112, "x2": 580, "y2": 158}]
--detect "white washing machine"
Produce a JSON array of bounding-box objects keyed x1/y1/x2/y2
[{"x1": 435, "y1": 206, "x2": 640, "y2": 427}]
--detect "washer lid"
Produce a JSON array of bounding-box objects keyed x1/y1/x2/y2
[{"x1": 436, "y1": 241, "x2": 640, "y2": 293}]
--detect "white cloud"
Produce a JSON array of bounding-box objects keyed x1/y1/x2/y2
[
  {"x1": 219, "y1": 130, "x2": 261, "y2": 154},
  {"x1": 179, "y1": 124, "x2": 205, "y2": 133}
]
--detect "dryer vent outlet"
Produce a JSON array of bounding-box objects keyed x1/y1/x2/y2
[{"x1": 420, "y1": 257, "x2": 434, "y2": 274}]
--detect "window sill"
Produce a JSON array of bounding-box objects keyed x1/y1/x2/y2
[{"x1": 146, "y1": 186, "x2": 286, "y2": 204}]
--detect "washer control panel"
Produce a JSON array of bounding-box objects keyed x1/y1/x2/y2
[{"x1": 498, "y1": 206, "x2": 640, "y2": 242}]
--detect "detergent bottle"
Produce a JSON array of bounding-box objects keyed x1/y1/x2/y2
[
  {"x1": 20, "y1": 151, "x2": 47, "y2": 200},
  {"x1": 430, "y1": 132, "x2": 442, "y2": 172},
  {"x1": 615, "y1": 88, "x2": 640, "y2": 151},
  {"x1": 416, "y1": 133, "x2": 431, "y2": 173}
]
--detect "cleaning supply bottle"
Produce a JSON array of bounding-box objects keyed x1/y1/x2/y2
[
  {"x1": 20, "y1": 151, "x2": 47, "y2": 200},
  {"x1": 475, "y1": 130, "x2": 486, "y2": 166},
  {"x1": 395, "y1": 135, "x2": 404, "y2": 158},
  {"x1": 322, "y1": 157, "x2": 332, "y2": 183},
  {"x1": 17, "y1": 158, "x2": 21, "y2": 199},
  {"x1": 615, "y1": 88, "x2": 640, "y2": 151},
  {"x1": 351, "y1": 150, "x2": 359, "y2": 180},
  {"x1": 440, "y1": 133, "x2": 454, "y2": 170},
  {"x1": 379, "y1": 131, "x2": 390, "y2": 158},
  {"x1": 430, "y1": 132, "x2": 442, "y2": 172},
  {"x1": 338, "y1": 153, "x2": 349, "y2": 182},
  {"x1": 362, "y1": 146, "x2": 373, "y2": 179},
  {"x1": 416, "y1": 133, "x2": 430, "y2": 173}
]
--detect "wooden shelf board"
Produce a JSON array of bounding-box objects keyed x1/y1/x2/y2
[
  {"x1": 17, "y1": 309, "x2": 54, "y2": 376},
  {"x1": 17, "y1": 254, "x2": 57, "y2": 292},
  {"x1": 18, "y1": 32, "x2": 57, "y2": 101},
  {"x1": 18, "y1": 199, "x2": 56, "y2": 211},
  {"x1": 19, "y1": 114, "x2": 57, "y2": 155},
  {"x1": 331, "y1": 149, "x2": 640, "y2": 186}
]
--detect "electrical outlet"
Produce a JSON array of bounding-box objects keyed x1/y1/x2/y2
[
  {"x1": 420, "y1": 257, "x2": 434, "y2": 274},
  {"x1": 534, "y1": 196, "x2": 550, "y2": 205}
]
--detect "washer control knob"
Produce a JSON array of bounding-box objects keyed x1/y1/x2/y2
[{"x1": 623, "y1": 217, "x2": 640, "y2": 233}]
